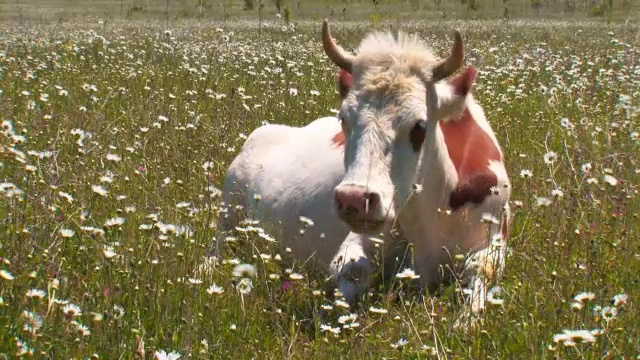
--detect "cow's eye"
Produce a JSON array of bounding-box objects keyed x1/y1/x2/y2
[
  {"x1": 409, "y1": 120, "x2": 427, "y2": 152},
  {"x1": 338, "y1": 116, "x2": 349, "y2": 132}
]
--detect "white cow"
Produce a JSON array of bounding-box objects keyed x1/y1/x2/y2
[{"x1": 204, "y1": 21, "x2": 511, "y2": 320}]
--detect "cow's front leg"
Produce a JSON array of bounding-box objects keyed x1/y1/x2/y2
[
  {"x1": 330, "y1": 232, "x2": 380, "y2": 304},
  {"x1": 455, "y1": 232, "x2": 509, "y2": 329}
]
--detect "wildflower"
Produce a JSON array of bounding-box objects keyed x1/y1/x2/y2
[
  {"x1": 176, "y1": 201, "x2": 190, "y2": 208},
  {"x1": 551, "y1": 188, "x2": 564, "y2": 198},
  {"x1": 102, "y1": 245, "x2": 118, "y2": 259},
  {"x1": 91, "y1": 185, "x2": 108, "y2": 196},
  {"x1": 58, "y1": 191, "x2": 74, "y2": 203},
  {"x1": 299, "y1": 216, "x2": 314, "y2": 227},
  {"x1": 391, "y1": 338, "x2": 409, "y2": 349},
  {"x1": 519, "y1": 169, "x2": 533, "y2": 178},
  {"x1": 288, "y1": 88, "x2": 298, "y2": 96},
  {"x1": 320, "y1": 324, "x2": 341, "y2": 335},
  {"x1": 59, "y1": 228, "x2": 75, "y2": 238},
  {"x1": 104, "y1": 217, "x2": 125, "y2": 228},
  {"x1": 543, "y1": 151, "x2": 558, "y2": 164},
  {"x1": 571, "y1": 301, "x2": 584, "y2": 311},
  {"x1": 535, "y1": 197, "x2": 552, "y2": 207},
  {"x1": 224, "y1": 258, "x2": 241, "y2": 265},
  {"x1": 581, "y1": 162, "x2": 592, "y2": 173},
  {"x1": 112, "y1": 305, "x2": 125, "y2": 319},
  {"x1": 71, "y1": 320, "x2": 91, "y2": 336},
  {"x1": 259, "y1": 253, "x2": 272, "y2": 261},
  {"x1": 202, "y1": 161, "x2": 214, "y2": 171},
  {"x1": 601, "y1": 306, "x2": 618, "y2": 322},
  {"x1": 154, "y1": 350, "x2": 181, "y2": 360},
  {"x1": 560, "y1": 117, "x2": 573, "y2": 129},
  {"x1": 81, "y1": 226, "x2": 105, "y2": 236},
  {"x1": 396, "y1": 268, "x2": 420, "y2": 280},
  {"x1": 553, "y1": 329, "x2": 596, "y2": 346},
  {"x1": 15, "y1": 337, "x2": 33, "y2": 356},
  {"x1": 335, "y1": 299, "x2": 350, "y2": 309},
  {"x1": 236, "y1": 278, "x2": 253, "y2": 295},
  {"x1": 106, "y1": 153, "x2": 121, "y2": 162},
  {"x1": 232, "y1": 264, "x2": 257, "y2": 278},
  {"x1": 22, "y1": 310, "x2": 43, "y2": 335},
  {"x1": 0, "y1": 269, "x2": 14, "y2": 280},
  {"x1": 338, "y1": 313, "x2": 358, "y2": 325},
  {"x1": 62, "y1": 303, "x2": 82, "y2": 319},
  {"x1": 602, "y1": 174, "x2": 618, "y2": 186},
  {"x1": 53, "y1": 298, "x2": 69, "y2": 305},
  {"x1": 92, "y1": 312, "x2": 104, "y2": 322},
  {"x1": 49, "y1": 278, "x2": 60, "y2": 290},
  {"x1": 412, "y1": 183, "x2": 423, "y2": 193},
  {"x1": 480, "y1": 213, "x2": 500, "y2": 224},
  {"x1": 422, "y1": 345, "x2": 437, "y2": 355},
  {"x1": 369, "y1": 306, "x2": 388, "y2": 314},
  {"x1": 574, "y1": 292, "x2": 595, "y2": 303},
  {"x1": 289, "y1": 273, "x2": 304, "y2": 280},
  {"x1": 487, "y1": 286, "x2": 504, "y2": 306},
  {"x1": 188, "y1": 278, "x2": 203, "y2": 285},
  {"x1": 321, "y1": 304, "x2": 333, "y2": 310},
  {"x1": 100, "y1": 174, "x2": 114, "y2": 183},
  {"x1": 25, "y1": 289, "x2": 46, "y2": 299},
  {"x1": 206, "y1": 284, "x2": 224, "y2": 295},
  {"x1": 612, "y1": 293, "x2": 627, "y2": 307}
]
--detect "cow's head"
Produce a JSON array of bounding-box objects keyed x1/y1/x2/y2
[{"x1": 323, "y1": 20, "x2": 474, "y2": 234}]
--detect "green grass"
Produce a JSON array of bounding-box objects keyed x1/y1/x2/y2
[{"x1": 0, "y1": 14, "x2": 639, "y2": 359}]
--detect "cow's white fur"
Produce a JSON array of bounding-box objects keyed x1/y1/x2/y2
[
  {"x1": 214, "y1": 117, "x2": 348, "y2": 265},
  {"x1": 202, "y1": 71, "x2": 511, "y2": 326}
]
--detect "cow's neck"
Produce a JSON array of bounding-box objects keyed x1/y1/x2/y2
[{"x1": 397, "y1": 103, "x2": 471, "y2": 245}]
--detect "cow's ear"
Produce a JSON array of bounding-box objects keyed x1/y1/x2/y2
[
  {"x1": 449, "y1": 65, "x2": 476, "y2": 96},
  {"x1": 433, "y1": 66, "x2": 476, "y2": 121},
  {"x1": 336, "y1": 69, "x2": 353, "y2": 100}
]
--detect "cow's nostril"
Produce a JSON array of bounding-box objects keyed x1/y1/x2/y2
[
  {"x1": 334, "y1": 192, "x2": 344, "y2": 210},
  {"x1": 364, "y1": 192, "x2": 380, "y2": 213}
]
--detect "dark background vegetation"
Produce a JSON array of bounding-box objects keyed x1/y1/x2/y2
[{"x1": 2, "y1": 0, "x2": 639, "y2": 23}]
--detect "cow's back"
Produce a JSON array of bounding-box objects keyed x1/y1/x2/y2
[{"x1": 219, "y1": 116, "x2": 350, "y2": 265}]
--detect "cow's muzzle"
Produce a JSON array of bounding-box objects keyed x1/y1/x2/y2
[{"x1": 334, "y1": 184, "x2": 386, "y2": 233}]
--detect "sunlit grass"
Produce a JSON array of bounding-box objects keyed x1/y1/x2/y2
[{"x1": 0, "y1": 17, "x2": 638, "y2": 358}]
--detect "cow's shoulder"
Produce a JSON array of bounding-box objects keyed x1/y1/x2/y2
[{"x1": 439, "y1": 105, "x2": 503, "y2": 211}]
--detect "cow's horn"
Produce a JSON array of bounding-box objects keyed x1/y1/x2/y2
[
  {"x1": 322, "y1": 19, "x2": 354, "y2": 72},
  {"x1": 431, "y1": 30, "x2": 464, "y2": 82}
]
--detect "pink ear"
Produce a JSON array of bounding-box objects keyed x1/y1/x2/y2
[
  {"x1": 337, "y1": 69, "x2": 353, "y2": 99},
  {"x1": 449, "y1": 66, "x2": 477, "y2": 96}
]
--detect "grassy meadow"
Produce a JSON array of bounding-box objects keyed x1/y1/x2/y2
[{"x1": 0, "y1": 7, "x2": 639, "y2": 360}]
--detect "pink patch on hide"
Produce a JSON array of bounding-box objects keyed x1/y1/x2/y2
[{"x1": 440, "y1": 108, "x2": 501, "y2": 211}]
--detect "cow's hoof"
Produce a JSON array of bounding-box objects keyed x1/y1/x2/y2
[{"x1": 337, "y1": 279, "x2": 358, "y2": 306}]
